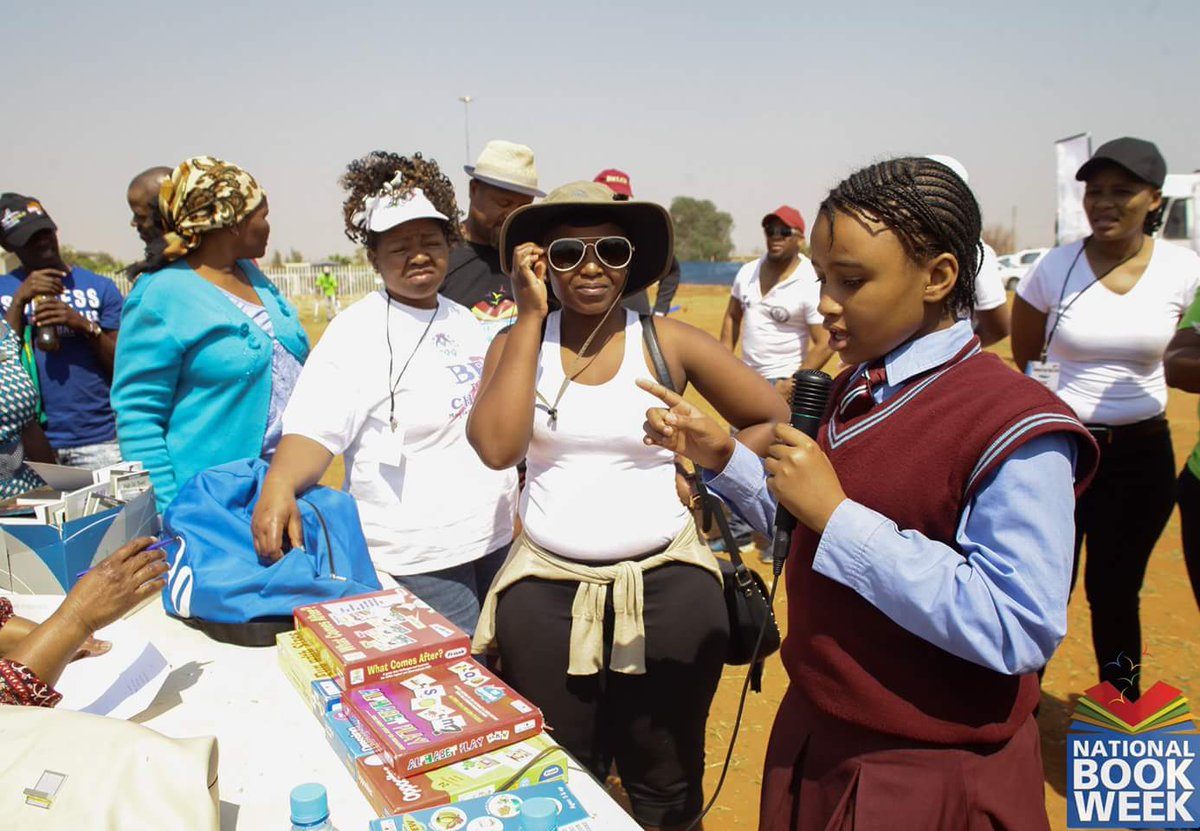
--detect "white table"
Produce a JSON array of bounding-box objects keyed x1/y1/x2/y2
[{"x1": 116, "y1": 602, "x2": 641, "y2": 830}]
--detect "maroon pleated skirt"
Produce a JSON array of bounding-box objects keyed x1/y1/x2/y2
[{"x1": 759, "y1": 686, "x2": 1049, "y2": 831}]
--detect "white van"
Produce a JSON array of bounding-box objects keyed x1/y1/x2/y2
[{"x1": 1161, "y1": 173, "x2": 1200, "y2": 253}]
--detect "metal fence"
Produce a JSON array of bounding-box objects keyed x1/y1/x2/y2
[
  {"x1": 102, "y1": 265, "x2": 380, "y2": 299},
  {"x1": 101, "y1": 261, "x2": 743, "y2": 297}
]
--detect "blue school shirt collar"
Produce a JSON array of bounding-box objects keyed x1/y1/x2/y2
[{"x1": 875, "y1": 319, "x2": 975, "y2": 390}]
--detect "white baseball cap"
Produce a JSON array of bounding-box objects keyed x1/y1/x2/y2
[
  {"x1": 355, "y1": 186, "x2": 450, "y2": 235},
  {"x1": 926, "y1": 154, "x2": 970, "y2": 185}
]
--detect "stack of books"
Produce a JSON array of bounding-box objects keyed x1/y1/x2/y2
[{"x1": 277, "y1": 587, "x2": 571, "y2": 818}]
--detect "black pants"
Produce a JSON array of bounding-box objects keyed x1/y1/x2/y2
[
  {"x1": 1180, "y1": 465, "x2": 1200, "y2": 612},
  {"x1": 1070, "y1": 417, "x2": 1176, "y2": 699},
  {"x1": 494, "y1": 562, "x2": 729, "y2": 827}
]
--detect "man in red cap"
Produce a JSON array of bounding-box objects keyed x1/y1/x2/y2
[
  {"x1": 721, "y1": 205, "x2": 831, "y2": 390},
  {"x1": 593, "y1": 169, "x2": 680, "y2": 317},
  {"x1": 720, "y1": 205, "x2": 831, "y2": 559}
]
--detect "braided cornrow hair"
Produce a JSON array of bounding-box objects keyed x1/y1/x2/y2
[
  {"x1": 339, "y1": 151, "x2": 462, "y2": 247},
  {"x1": 820, "y1": 156, "x2": 983, "y2": 319}
]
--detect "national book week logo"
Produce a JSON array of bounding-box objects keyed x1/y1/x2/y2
[{"x1": 1067, "y1": 657, "x2": 1200, "y2": 829}]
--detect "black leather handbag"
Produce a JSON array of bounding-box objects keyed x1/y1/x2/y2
[{"x1": 640, "y1": 315, "x2": 781, "y2": 692}]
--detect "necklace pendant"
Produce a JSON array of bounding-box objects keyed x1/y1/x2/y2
[
  {"x1": 390, "y1": 416, "x2": 398, "y2": 433},
  {"x1": 547, "y1": 408, "x2": 558, "y2": 425}
]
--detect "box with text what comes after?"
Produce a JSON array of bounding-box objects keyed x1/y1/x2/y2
[{"x1": 294, "y1": 587, "x2": 471, "y2": 690}]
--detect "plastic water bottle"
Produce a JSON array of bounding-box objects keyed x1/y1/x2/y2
[
  {"x1": 520, "y1": 797, "x2": 560, "y2": 831},
  {"x1": 289, "y1": 783, "x2": 336, "y2": 831}
]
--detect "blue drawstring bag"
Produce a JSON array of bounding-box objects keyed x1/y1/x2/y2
[{"x1": 161, "y1": 458, "x2": 382, "y2": 646}]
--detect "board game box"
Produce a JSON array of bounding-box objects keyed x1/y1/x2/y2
[
  {"x1": 369, "y1": 782, "x2": 596, "y2": 831},
  {"x1": 294, "y1": 587, "x2": 472, "y2": 690},
  {"x1": 325, "y1": 703, "x2": 382, "y2": 776},
  {"x1": 356, "y1": 732, "x2": 567, "y2": 817},
  {"x1": 276, "y1": 629, "x2": 334, "y2": 716},
  {"x1": 344, "y1": 659, "x2": 544, "y2": 779}
]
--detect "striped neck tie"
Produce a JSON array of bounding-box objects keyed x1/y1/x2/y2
[{"x1": 839, "y1": 361, "x2": 888, "y2": 421}]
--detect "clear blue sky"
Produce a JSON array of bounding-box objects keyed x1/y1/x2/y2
[{"x1": 4, "y1": 0, "x2": 1197, "y2": 263}]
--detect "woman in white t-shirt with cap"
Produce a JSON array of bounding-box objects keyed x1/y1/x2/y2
[
  {"x1": 250, "y1": 152, "x2": 516, "y2": 636},
  {"x1": 1012, "y1": 137, "x2": 1200, "y2": 696}
]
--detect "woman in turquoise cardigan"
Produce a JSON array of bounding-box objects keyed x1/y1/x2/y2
[{"x1": 112, "y1": 157, "x2": 309, "y2": 510}]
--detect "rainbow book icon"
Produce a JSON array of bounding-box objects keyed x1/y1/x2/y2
[{"x1": 1071, "y1": 681, "x2": 1195, "y2": 735}]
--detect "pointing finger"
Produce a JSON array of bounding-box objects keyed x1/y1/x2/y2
[{"x1": 636, "y1": 377, "x2": 686, "y2": 408}]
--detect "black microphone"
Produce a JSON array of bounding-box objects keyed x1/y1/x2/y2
[{"x1": 771, "y1": 369, "x2": 834, "y2": 577}]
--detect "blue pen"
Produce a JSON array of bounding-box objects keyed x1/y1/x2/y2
[{"x1": 74, "y1": 536, "x2": 179, "y2": 581}]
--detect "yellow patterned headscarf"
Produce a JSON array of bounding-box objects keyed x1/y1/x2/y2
[{"x1": 158, "y1": 156, "x2": 265, "y2": 262}]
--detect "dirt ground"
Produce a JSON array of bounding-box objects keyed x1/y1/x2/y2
[{"x1": 304, "y1": 284, "x2": 1200, "y2": 830}]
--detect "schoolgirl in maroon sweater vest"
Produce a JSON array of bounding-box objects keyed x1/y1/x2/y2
[
  {"x1": 642, "y1": 158, "x2": 1099, "y2": 830},
  {"x1": 763, "y1": 159, "x2": 1099, "y2": 830}
]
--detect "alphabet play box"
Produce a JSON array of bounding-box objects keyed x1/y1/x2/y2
[{"x1": 343, "y1": 659, "x2": 544, "y2": 779}]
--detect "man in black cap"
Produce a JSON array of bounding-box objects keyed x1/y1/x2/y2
[{"x1": 0, "y1": 194, "x2": 124, "y2": 468}]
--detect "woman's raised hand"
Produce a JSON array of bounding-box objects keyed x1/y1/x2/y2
[{"x1": 510, "y1": 242, "x2": 550, "y2": 319}]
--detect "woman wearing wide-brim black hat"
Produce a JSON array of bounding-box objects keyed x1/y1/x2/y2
[{"x1": 468, "y1": 181, "x2": 786, "y2": 830}]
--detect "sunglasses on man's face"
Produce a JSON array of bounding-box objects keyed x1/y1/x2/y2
[
  {"x1": 764, "y1": 226, "x2": 795, "y2": 239},
  {"x1": 546, "y1": 236, "x2": 635, "y2": 272}
]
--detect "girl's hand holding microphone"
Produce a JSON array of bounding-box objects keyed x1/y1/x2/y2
[{"x1": 765, "y1": 424, "x2": 846, "y2": 534}]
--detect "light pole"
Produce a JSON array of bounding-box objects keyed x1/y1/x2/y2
[{"x1": 458, "y1": 95, "x2": 473, "y2": 165}]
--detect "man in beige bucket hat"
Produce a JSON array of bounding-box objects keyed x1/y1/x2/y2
[{"x1": 441, "y1": 140, "x2": 545, "y2": 344}]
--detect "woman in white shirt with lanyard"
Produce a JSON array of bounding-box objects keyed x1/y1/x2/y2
[
  {"x1": 251, "y1": 152, "x2": 517, "y2": 636},
  {"x1": 1012, "y1": 137, "x2": 1200, "y2": 697},
  {"x1": 467, "y1": 181, "x2": 786, "y2": 831}
]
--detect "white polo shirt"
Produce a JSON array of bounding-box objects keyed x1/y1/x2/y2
[
  {"x1": 730, "y1": 256, "x2": 823, "y2": 378},
  {"x1": 283, "y1": 292, "x2": 517, "y2": 575}
]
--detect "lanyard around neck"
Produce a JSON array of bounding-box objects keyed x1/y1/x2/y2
[
  {"x1": 385, "y1": 292, "x2": 439, "y2": 433},
  {"x1": 1040, "y1": 237, "x2": 1145, "y2": 362}
]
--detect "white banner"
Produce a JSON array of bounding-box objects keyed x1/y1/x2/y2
[{"x1": 1056, "y1": 132, "x2": 1091, "y2": 245}]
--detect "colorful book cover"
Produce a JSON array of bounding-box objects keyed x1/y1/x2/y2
[
  {"x1": 294, "y1": 588, "x2": 472, "y2": 690},
  {"x1": 276, "y1": 629, "x2": 334, "y2": 710},
  {"x1": 356, "y1": 732, "x2": 567, "y2": 817},
  {"x1": 344, "y1": 659, "x2": 544, "y2": 779},
  {"x1": 370, "y1": 782, "x2": 596, "y2": 831},
  {"x1": 325, "y1": 703, "x2": 383, "y2": 776}
]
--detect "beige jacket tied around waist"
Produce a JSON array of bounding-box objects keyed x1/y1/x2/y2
[{"x1": 472, "y1": 519, "x2": 723, "y2": 676}]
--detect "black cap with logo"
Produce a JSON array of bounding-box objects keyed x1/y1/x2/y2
[
  {"x1": 0, "y1": 193, "x2": 57, "y2": 252},
  {"x1": 1075, "y1": 137, "x2": 1167, "y2": 189}
]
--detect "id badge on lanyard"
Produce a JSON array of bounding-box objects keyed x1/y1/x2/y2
[
  {"x1": 1033, "y1": 244, "x2": 1090, "y2": 393},
  {"x1": 1025, "y1": 360, "x2": 1061, "y2": 391}
]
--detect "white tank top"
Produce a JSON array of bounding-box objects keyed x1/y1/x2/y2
[{"x1": 521, "y1": 309, "x2": 691, "y2": 561}]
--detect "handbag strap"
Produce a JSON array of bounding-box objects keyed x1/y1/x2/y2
[
  {"x1": 638, "y1": 311, "x2": 746, "y2": 569},
  {"x1": 296, "y1": 494, "x2": 344, "y2": 580},
  {"x1": 639, "y1": 313, "x2": 681, "y2": 393},
  {"x1": 692, "y1": 475, "x2": 752, "y2": 575}
]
